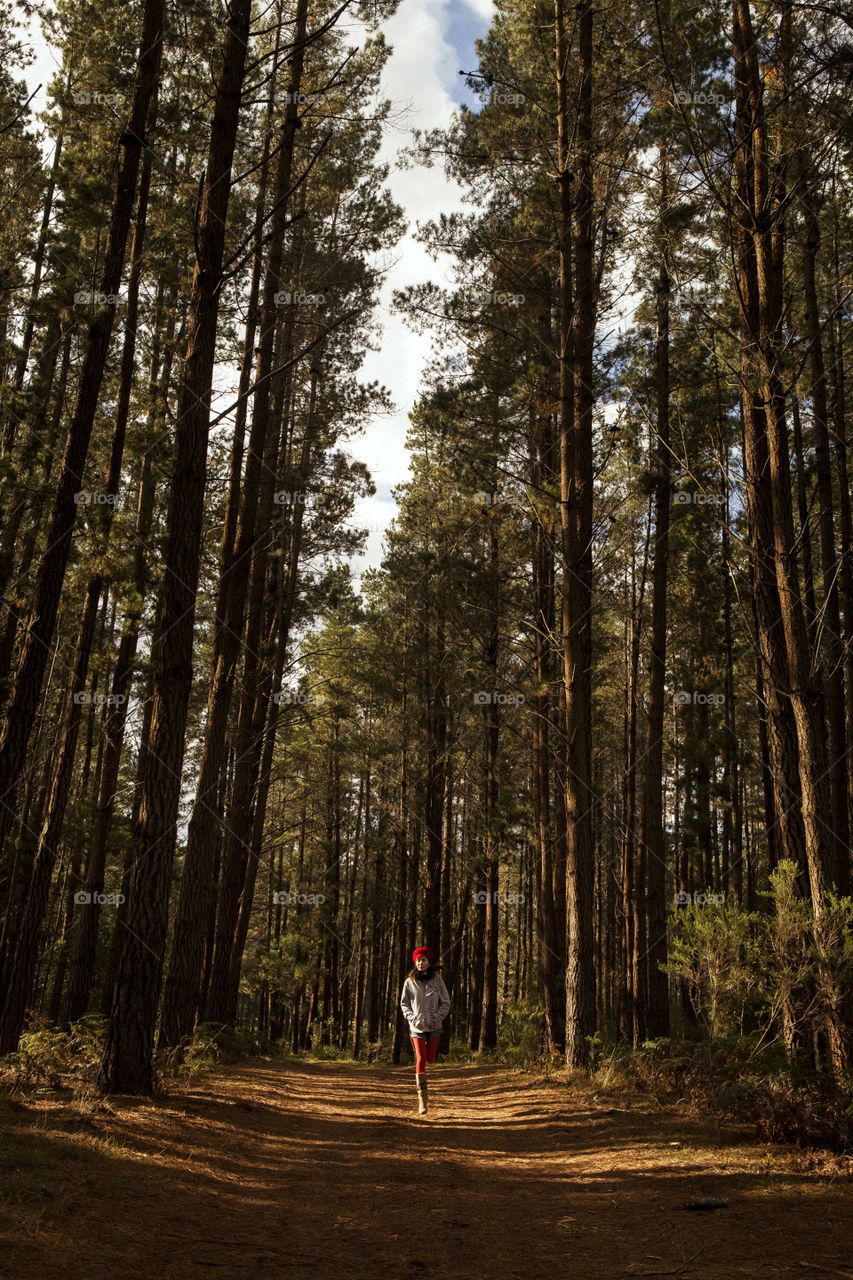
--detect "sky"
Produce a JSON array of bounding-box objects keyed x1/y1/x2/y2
[
  {"x1": 19, "y1": 0, "x2": 494, "y2": 586},
  {"x1": 339, "y1": 0, "x2": 492, "y2": 585}
]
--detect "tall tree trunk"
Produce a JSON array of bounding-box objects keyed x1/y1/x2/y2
[
  {"x1": 0, "y1": 103, "x2": 159, "y2": 1048},
  {"x1": 733, "y1": 0, "x2": 844, "y2": 1075},
  {"x1": 391, "y1": 698, "x2": 410, "y2": 1065},
  {"x1": 159, "y1": 0, "x2": 309, "y2": 1048},
  {"x1": 791, "y1": 396, "x2": 817, "y2": 634},
  {"x1": 478, "y1": 477, "x2": 500, "y2": 1053},
  {"x1": 62, "y1": 278, "x2": 176, "y2": 1027},
  {"x1": 98, "y1": 0, "x2": 252, "y2": 1094},
  {"x1": 422, "y1": 605, "x2": 446, "y2": 960},
  {"x1": 797, "y1": 170, "x2": 849, "y2": 893},
  {"x1": 530, "y1": 400, "x2": 563, "y2": 1052},
  {"x1": 556, "y1": 0, "x2": 596, "y2": 1068},
  {"x1": 0, "y1": 0, "x2": 164, "y2": 863},
  {"x1": 826, "y1": 229, "x2": 853, "y2": 850},
  {"x1": 624, "y1": 509, "x2": 650, "y2": 1045},
  {"x1": 0, "y1": 313, "x2": 69, "y2": 718},
  {"x1": 1, "y1": 131, "x2": 63, "y2": 452},
  {"x1": 205, "y1": 342, "x2": 322, "y2": 1026},
  {"x1": 637, "y1": 152, "x2": 672, "y2": 1039}
]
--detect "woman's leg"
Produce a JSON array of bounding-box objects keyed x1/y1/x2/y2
[
  {"x1": 412, "y1": 1037, "x2": 428, "y2": 1074},
  {"x1": 413, "y1": 1038, "x2": 429, "y2": 1113},
  {"x1": 425, "y1": 1034, "x2": 439, "y2": 1066}
]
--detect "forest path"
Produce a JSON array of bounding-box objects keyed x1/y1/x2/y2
[{"x1": 1, "y1": 1059, "x2": 851, "y2": 1280}]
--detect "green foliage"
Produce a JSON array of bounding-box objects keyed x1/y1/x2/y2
[
  {"x1": 495, "y1": 997, "x2": 546, "y2": 1066},
  {"x1": 666, "y1": 862, "x2": 853, "y2": 1068},
  {"x1": 440, "y1": 1036, "x2": 477, "y2": 1064},
  {"x1": 666, "y1": 893, "x2": 762, "y2": 1039},
  {"x1": 300, "y1": 1020, "x2": 356, "y2": 1061},
  {"x1": 170, "y1": 1024, "x2": 222, "y2": 1079},
  {"x1": 764, "y1": 861, "x2": 853, "y2": 1052},
  {"x1": 0, "y1": 1014, "x2": 107, "y2": 1093},
  {"x1": 712, "y1": 1069, "x2": 853, "y2": 1152},
  {"x1": 620, "y1": 1036, "x2": 853, "y2": 1152}
]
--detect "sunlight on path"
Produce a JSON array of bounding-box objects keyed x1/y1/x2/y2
[{"x1": 2, "y1": 1061, "x2": 851, "y2": 1280}]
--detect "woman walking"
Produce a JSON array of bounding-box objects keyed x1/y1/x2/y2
[{"x1": 400, "y1": 946, "x2": 450, "y2": 1115}]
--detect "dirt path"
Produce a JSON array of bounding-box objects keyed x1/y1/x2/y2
[{"x1": 1, "y1": 1059, "x2": 851, "y2": 1279}]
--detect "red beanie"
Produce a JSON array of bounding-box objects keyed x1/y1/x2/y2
[{"x1": 412, "y1": 946, "x2": 434, "y2": 964}]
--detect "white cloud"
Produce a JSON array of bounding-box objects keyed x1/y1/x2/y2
[
  {"x1": 346, "y1": 0, "x2": 485, "y2": 586},
  {"x1": 20, "y1": 0, "x2": 490, "y2": 589},
  {"x1": 460, "y1": 0, "x2": 496, "y2": 18}
]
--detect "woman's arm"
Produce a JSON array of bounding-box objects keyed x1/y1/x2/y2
[
  {"x1": 436, "y1": 975, "x2": 450, "y2": 1023},
  {"x1": 400, "y1": 978, "x2": 414, "y2": 1026}
]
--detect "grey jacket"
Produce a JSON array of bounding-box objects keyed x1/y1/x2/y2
[{"x1": 400, "y1": 970, "x2": 450, "y2": 1035}]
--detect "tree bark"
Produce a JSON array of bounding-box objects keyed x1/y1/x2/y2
[
  {"x1": 159, "y1": 0, "x2": 309, "y2": 1048},
  {"x1": 556, "y1": 0, "x2": 596, "y2": 1069},
  {"x1": 0, "y1": 0, "x2": 164, "y2": 864},
  {"x1": 98, "y1": 0, "x2": 252, "y2": 1094},
  {"x1": 638, "y1": 151, "x2": 672, "y2": 1040}
]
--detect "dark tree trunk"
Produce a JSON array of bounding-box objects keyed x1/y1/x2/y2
[
  {"x1": 0, "y1": 0, "x2": 164, "y2": 864},
  {"x1": 62, "y1": 277, "x2": 174, "y2": 1027},
  {"x1": 797, "y1": 172, "x2": 849, "y2": 894},
  {"x1": 159, "y1": 0, "x2": 309, "y2": 1048},
  {"x1": 478, "y1": 480, "x2": 501, "y2": 1053},
  {"x1": 637, "y1": 160, "x2": 672, "y2": 1038},
  {"x1": 98, "y1": 0, "x2": 252, "y2": 1094},
  {"x1": 556, "y1": 0, "x2": 596, "y2": 1068},
  {"x1": 530, "y1": 399, "x2": 563, "y2": 1052}
]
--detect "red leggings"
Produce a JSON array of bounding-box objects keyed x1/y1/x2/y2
[{"x1": 412, "y1": 1035, "x2": 439, "y2": 1074}]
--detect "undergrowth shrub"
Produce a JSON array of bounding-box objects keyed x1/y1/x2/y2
[
  {"x1": 0, "y1": 1013, "x2": 107, "y2": 1094},
  {"x1": 666, "y1": 861, "x2": 853, "y2": 1077},
  {"x1": 618, "y1": 1037, "x2": 853, "y2": 1152},
  {"x1": 496, "y1": 997, "x2": 546, "y2": 1066}
]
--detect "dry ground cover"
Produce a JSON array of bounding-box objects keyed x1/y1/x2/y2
[{"x1": 1, "y1": 1060, "x2": 851, "y2": 1280}]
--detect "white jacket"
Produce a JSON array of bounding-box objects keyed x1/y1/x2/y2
[{"x1": 400, "y1": 969, "x2": 450, "y2": 1035}]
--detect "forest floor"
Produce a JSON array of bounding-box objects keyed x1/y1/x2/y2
[{"x1": 1, "y1": 1058, "x2": 851, "y2": 1280}]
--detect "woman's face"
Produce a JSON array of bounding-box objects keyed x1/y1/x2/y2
[{"x1": 415, "y1": 955, "x2": 429, "y2": 971}]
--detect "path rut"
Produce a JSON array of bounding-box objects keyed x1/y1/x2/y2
[{"x1": 1, "y1": 1060, "x2": 850, "y2": 1279}]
